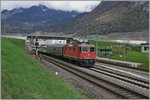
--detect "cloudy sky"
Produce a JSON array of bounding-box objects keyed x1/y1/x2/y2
[{"x1": 1, "y1": 1, "x2": 101, "y2": 12}]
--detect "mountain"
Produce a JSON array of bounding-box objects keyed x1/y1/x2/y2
[
  {"x1": 50, "y1": 1, "x2": 149, "y2": 35},
  {"x1": 1, "y1": 5, "x2": 80, "y2": 34},
  {"x1": 1, "y1": 1, "x2": 149, "y2": 35}
]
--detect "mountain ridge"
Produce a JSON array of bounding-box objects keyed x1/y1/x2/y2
[
  {"x1": 1, "y1": 1, "x2": 149, "y2": 35},
  {"x1": 57, "y1": 1, "x2": 149, "y2": 35},
  {"x1": 1, "y1": 4, "x2": 80, "y2": 34}
]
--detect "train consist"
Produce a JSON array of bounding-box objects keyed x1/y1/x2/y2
[
  {"x1": 26, "y1": 35, "x2": 96, "y2": 67},
  {"x1": 38, "y1": 41, "x2": 96, "y2": 67}
]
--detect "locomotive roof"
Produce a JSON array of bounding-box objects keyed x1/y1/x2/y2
[
  {"x1": 78, "y1": 43, "x2": 95, "y2": 47},
  {"x1": 65, "y1": 43, "x2": 95, "y2": 47}
]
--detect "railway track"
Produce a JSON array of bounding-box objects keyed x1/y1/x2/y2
[
  {"x1": 91, "y1": 65, "x2": 149, "y2": 89},
  {"x1": 39, "y1": 53, "x2": 149, "y2": 99}
]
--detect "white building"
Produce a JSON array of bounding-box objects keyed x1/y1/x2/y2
[
  {"x1": 33, "y1": 39, "x2": 67, "y2": 46},
  {"x1": 108, "y1": 40, "x2": 147, "y2": 45},
  {"x1": 45, "y1": 40, "x2": 66, "y2": 44}
]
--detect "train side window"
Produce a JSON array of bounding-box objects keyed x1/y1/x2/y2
[{"x1": 90, "y1": 47, "x2": 95, "y2": 52}]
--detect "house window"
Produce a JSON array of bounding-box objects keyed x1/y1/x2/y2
[
  {"x1": 144, "y1": 47, "x2": 147, "y2": 51},
  {"x1": 144, "y1": 46, "x2": 149, "y2": 51}
]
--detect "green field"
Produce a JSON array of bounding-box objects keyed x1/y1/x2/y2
[
  {"x1": 89, "y1": 40, "x2": 122, "y2": 48},
  {"x1": 89, "y1": 40, "x2": 149, "y2": 70},
  {"x1": 111, "y1": 51, "x2": 149, "y2": 70},
  {"x1": 2, "y1": 38, "x2": 86, "y2": 99}
]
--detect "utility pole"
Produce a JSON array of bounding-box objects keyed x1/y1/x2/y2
[
  {"x1": 86, "y1": 24, "x2": 89, "y2": 36},
  {"x1": 4, "y1": 19, "x2": 5, "y2": 35},
  {"x1": 96, "y1": 29, "x2": 99, "y2": 57}
]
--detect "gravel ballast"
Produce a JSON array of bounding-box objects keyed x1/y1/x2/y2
[{"x1": 39, "y1": 58, "x2": 124, "y2": 99}]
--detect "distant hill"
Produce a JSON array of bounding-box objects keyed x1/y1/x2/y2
[
  {"x1": 1, "y1": 1, "x2": 149, "y2": 35},
  {"x1": 51, "y1": 1, "x2": 149, "y2": 35},
  {"x1": 1, "y1": 5, "x2": 80, "y2": 34}
]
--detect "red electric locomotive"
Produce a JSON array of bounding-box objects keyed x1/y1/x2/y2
[
  {"x1": 63, "y1": 42, "x2": 96, "y2": 67},
  {"x1": 38, "y1": 41, "x2": 96, "y2": 67}
]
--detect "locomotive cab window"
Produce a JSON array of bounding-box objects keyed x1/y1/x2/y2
[
  {"x1": 90, "y1": 47, "x2": 95, "y2": 52},
  {"x1": 80, "y1": 47, "x2": 88, "y2": 52}
]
